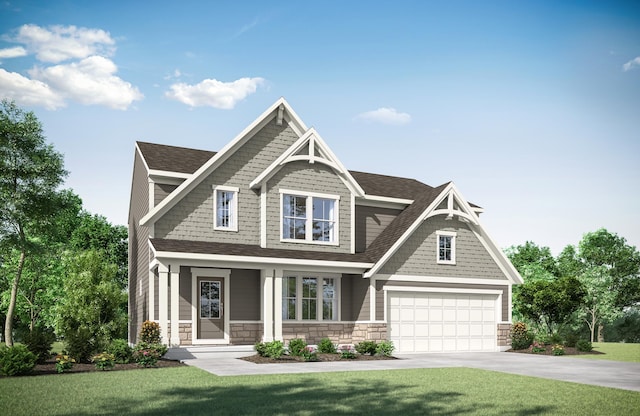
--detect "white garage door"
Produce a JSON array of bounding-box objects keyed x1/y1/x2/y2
[{"x1": 389, "y1": 291, "x2": 498, "y2": 353}]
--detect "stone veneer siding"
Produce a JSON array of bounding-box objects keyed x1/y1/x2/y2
[
  {"x1": 230, "y1": 322, "x2": 263, "y2": 345},
  {"x1": 166, "y1": 323, "x2": 193, "y2": 346},
  {"x1": 497, "y1": 323, "x2": 511, "y2": 347},
  {"x1": 282, "y1": 322, "x2": 388, "y2": 345}
]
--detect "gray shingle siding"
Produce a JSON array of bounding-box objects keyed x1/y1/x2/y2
[
  {"x1": 355, "y1": 205, "x2": 401, "y2": 253},
  {"x1": 154, "y1": 183, "x2": 178, "y2": 206},
  {"x1": 266, "y1": 161, "x2": 352, "y2": 253},
  {"x1": 154, "y1": 118, "x2": 299, "y2": 244},
  {"x1": 379, "y1": 216, "x2": 507, "y2": 279}
]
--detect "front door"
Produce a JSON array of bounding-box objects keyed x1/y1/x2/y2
[{"x1": 198, "y1": 277, "x2": 224, "y2": 339}]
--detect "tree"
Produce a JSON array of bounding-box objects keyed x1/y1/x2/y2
[
  {"x1": 514, "y1": 275, "x2": 585, "y2": 335},
  {"x1": 54, "y1": 250, "x2": 127, "y2": 361},
  {"x1": 0, "y1": 100, "x2": 69, "y2": 346},
  {"x1": 506, "y1": 241, "x2": 557, "y2": 282}
]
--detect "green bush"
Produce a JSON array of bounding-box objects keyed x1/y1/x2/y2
[
  {"x1": 355, "y1": 340, "x2": 377, "y2": 355},
  {"x1": 576, "y1": 339, "x2": 593, "y2": 352},
  {"x1": 264, "y1": 340, "x2": 284, "y2": 359},
  {"x1": 549, "y1": 333, "x2": 563, "y2": 344},
  {"x1": 552, "y1": 344, "x2": 565, "y2": 356},
  {"x1": 510, "y1": 322, "x2": 534, "y2": 350},
  {"x1": 92, "y1": 352, "x2": 116, "y2": 370},
  {"x1": 340, "y1": 348, "x2": 357, "y2": 359},
  {"x1": 564, "y1": 333, "x2": 579, "y2": 348},
  {"x1": 376, "y1": 340, "x2": 395, "y2": 357},
  {"x1": 318, "y1": 338, "x2": 336, "y2": 354},
  {"x1": 64, "y1": 326, "x2": 100, "y2": 363},
  {"x1": 132, "y1": 342, "x2": 167, "y2": 367},
  {"x1": 287, "y1": 338, "x2": 306, "y2": 356},
  {"x1": 139, "y1": 320, "x2": 162, "y2": 344},
  {"x1": 301, "y1": 346, "x2": 318, "y2": 362},
  {"x1": 22, "y1": 327, "x2": 55, "y2": 364},
  {"x1": 0, "y1": 345, "x2": 37, "y2": 376},
  {"x1": 108, "y1": 339, "x2": 132, "y2": 364},
  {"x1": 255, "y1": 342, "x2": 267, "y2": 357},
  {"x1": 55, "y1": 354, "x2": 75, "y2": 373}
]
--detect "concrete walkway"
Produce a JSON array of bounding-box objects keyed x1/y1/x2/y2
[{"x1": 165, "y1": 348, "x2": 640, "y2": 392}]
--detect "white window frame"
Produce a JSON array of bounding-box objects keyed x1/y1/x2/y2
[
  {"x1": 436, "y1": 231, "x2": 456, "y2": 265},
  {"x1": 279, "y1": 189, "x2": 340, "y2": 245},
  {"x1": 213, "y1": 185, "x2": 239, "y2": 231},
  {"x1": 281, "y1": 273, "x2": 340, "y2": 321}
]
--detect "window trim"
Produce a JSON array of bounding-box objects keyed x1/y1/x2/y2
[
  {"x1": 436, "y1": 231, "x2": 456, "y2": 265},
  {"x1": 213, "y1": 185, "x2": 239, "y2": 232},
  {"x1": 279, "y1": 189, "x2": 340, "y2": 246},
  {"x1": 281, "y1": 273, "x2": 340, "y2": 322}
]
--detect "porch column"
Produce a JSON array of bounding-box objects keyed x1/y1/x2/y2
[
  {"x1": 148, "y1": 267, "x2": 155, "y2": 321},
  {"x1": 262, "y1": 269, "x2": 274, "y2": 342},
  {"x1": 158, "y1": 263, "x2": 169, "y2": 344},
  {"x1": 369, "y1": 277, "x2": 376, "y2": 321},
  {"x1": 273, "y1": 269, "x2": 283, "y2": 341},
  {"x1": 170, "y1": 264, "x2": 180, "y2": 346}
]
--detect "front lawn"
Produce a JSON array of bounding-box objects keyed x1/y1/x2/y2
[
  {"x1": 570, "y1": 342, "x2": 640, "y2": 363},
  {"x1": 1, "y1": 367, "x2": 638, "y2": 415}
]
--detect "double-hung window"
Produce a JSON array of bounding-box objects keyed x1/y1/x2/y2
[
  {"x1": 436, "y1": 231, "x2": 456, "y2": 264},
  {"x1": 213, "y1": 186, "x2": 239, "y2": 231},
  {"x1": 282, "y1": 274, "x2": 339, "y2": 321},
  {"x1": 281, "y1": 190, "x2": 338, "y2": 244}
]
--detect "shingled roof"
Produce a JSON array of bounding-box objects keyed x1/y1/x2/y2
[{"x1": 137, "y1": 141, "x2": 469, "y2": 265}]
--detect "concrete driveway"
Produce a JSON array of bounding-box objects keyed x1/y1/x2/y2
[{"x1": 165, "y1": 349, "x2": 640, "y2": 392}]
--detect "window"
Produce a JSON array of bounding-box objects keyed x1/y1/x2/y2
[
  {"x1": 200, "y1": 281, "x2": 220, "y2": 318},
  {"x1": 213, "y1": 186, "x2": 239, "y2": 231},
  {"x1": 437, "y1": 231, "x2": 456, "y2": 264},
  {"x1": 282, "y1": 274, "x2": 339, "y2": 321},
  {"x1": 281, "y1": 191, "x2": 338, "y2": 244}
]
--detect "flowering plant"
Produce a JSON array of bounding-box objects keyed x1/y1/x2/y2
[
  {"x1": 133, "y1": 342, "x2": 166, "y2": 367},
  {"x1": 339, "y1": 345, "x2": 357, "y2": 359},
  {"x1": 551, "y1": 344, "x2": 565, "y2": 356},
  {"x1": 529, "y1": 341, "x2": 546, "y2": 353},
  {"x1": 301, "y1": 346, "x2": 318, "y2": 362},
  {"x1": 55, "y1": 354, "x2": 75, "y2": 373},
  {"x1": 92, "y1": 352, "x2": 116, "y2": 370}
]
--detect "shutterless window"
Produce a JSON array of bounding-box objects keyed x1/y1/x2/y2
[
  {"x1": 282, "y1": 193, "x2": 337, "y2": 243},
  {"x1": 322, "y1": 278, "x2": 336, "y2": 320},
  {"x1": 282, "y1": 275, "x2": 338, "y2": 321},
  {"x1": 213, "y1": 186, "x2": 238, "y2": 231},
  {"x1": 313, "y1": 198, "x2": 335, "y2": 242},
  {"x1": 437, "y1": 232, "x2": 456, "y2": 264},
  {"x1": 282, "y1": 194, "x2": 307, "y2": 240},
  {"x1": 282, "y1": 276, "x2": 297, "y2": 320},
  {"x1": 302, "y1": 277, "x2": 317, "y2": 320}
]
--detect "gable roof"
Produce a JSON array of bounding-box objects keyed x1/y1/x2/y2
[{"x1": 137, "y1": 141, "x2": 215, "y2": 174}]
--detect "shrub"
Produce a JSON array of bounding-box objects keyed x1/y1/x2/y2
[
  {"x1": 92, "y1": 352, "x2": 116, "y2": 370},
  {"x1": 355, "y1": 340, "x2": 377, "y2": 355},
  {"x1": 64, "y1": 326, "x2": 100, "y2": 363},
  {"x1": 139, "y1": 321, "x2": 162, "y2": 344},
  {"x1": 107, "y1": 339, "x2": 132, "y2": 364},
  {"x1": 22, "y1": 327, "x2": 56, "y2": 364},
  {"x1": 510, "y1": 322, "x2": 534, "y2": 350},
  {"x1": 338, "y1": 345, "x2": 357, "y2": 359},
  {"x1": 564, "y1": 333, "x2": 579, "y2": 348},
  {"x1": 288, "y1": 338, "x2": 307, "y2": 356},
  {"x1": 552, "y1": 344, "x2": 565, "y2": 356},
  {"x1": 133, "y1": 342, "x2": 167, "y2": 367},
  {"x1": 55, "y1": 354, "x2": 75, "y2": 373},
  {"x1": 318, "y1": 338, "x2": 337, "y2": 354},
  {"x1": 529, "y1": 341, "x2": 546, "y2": 353},
  {"x1": 0, "y1": 345, "x2": 37, "y2": 376},
  {"x1": 301, "y1": 346, "x2": 318, "y2": 362},
  {"x1": 576, "y1": 339, "x2": 593, "y2": 352},
  {"x1": 376, "y1": 340, "x2": 395, "y2": 357},
  {"x1": 549, "y1": 333, "x2": 563, "y2": 344},
  {"x1": 255, "y1": 342, "x2": 267, "y2": 357},
  {"x1": 264, "y1": 340, "x2": 284, "y2": 359}
]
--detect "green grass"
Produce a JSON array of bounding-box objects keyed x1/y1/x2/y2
[
  {"x1": 571, "y1": 342, "x2": 640, "y2": 363},
  {"x1": 1, "y1": 367, "x2": 638, "y2": 415}
]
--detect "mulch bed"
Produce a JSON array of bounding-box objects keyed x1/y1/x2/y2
[
  {"x1": 507, "y1": 345, "x2": 604, "y2": 356},
  {"x1": 240, "y1": 353, "x2": 396, "y2": 364},
  {"x1": 1, "y1": 358, "x2": 186, "y2": 378}
]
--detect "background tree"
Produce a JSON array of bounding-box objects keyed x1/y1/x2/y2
[
  {"x1": 506, "y1": 241, "x2": 558, "y2": 282},
  {"x1": 0, "y1": 100, "x2": 69, "y2": 346}
]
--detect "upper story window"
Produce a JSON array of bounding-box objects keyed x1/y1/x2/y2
[
  {"x1": 213, "y1": 185, "x2": 239, "y2": 231},
  {"x1": 281, "y1": 190, "x2": 339, "y2": 244},
  {"x1": 437, "y1": 231, "x2": 456, "y2": 265}
]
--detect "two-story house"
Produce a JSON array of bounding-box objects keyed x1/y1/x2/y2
[{"x1": 128, "y1": 98, "x2": 523, "y2": 353}]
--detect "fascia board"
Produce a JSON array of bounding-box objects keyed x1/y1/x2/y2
[
  {"x1": 148, "y1": 170, "x2": 191, "y2": 180},
  {"x1": 364, "y1": 183, "x2": 455, "y2": 278},
  {"x1": 154, "y1": 250, "x2": 373, "y2": 270},
  {"x1": 140, "y1": 98, "x2": 299, "y2": 226}
]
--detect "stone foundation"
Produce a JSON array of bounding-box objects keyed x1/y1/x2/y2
[
  {"x1": 166, "y1": 323, "x2": 193, "y2": 346},
  {"x1": 282, "y1": 322, "x2": 388, "y2": 345},
  {"x1": 230, "y1": 322, "x2": 263, "y2": 345},
  {"x1": 497, "y1": 323, "x2": 511, "y2": 347}
]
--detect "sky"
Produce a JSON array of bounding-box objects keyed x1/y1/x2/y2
[{"x1": 1, "y1": 0, "x2": 639, "y2": 255}]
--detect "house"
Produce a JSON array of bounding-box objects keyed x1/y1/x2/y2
[{"x1": 128, "y1": 98, "x2": 523, "y2": 353}]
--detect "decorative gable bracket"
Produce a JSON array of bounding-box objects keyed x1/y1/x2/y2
[{"x1": 425, "y1": 189, "x2": 478, "y2": 225}]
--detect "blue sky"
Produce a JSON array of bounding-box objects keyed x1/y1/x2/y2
[{"x1": 1, "y1": 1, "x2": 639, "y2": 254}]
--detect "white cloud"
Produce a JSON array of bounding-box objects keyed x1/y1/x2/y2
[
  {"x1": 29, "y1": 56, "x2": 143, "y2": 110},
  {"x1": 622, "y1": 56, "x2": 640, "y2": 72},
  {"x1": 164, "y1": 69, "x2": 182, "y2": 80},
  {"x1": 355, "y1": 107, "x2": 412, "y2": 125},
  {"x1": 0, "y1": 68, "x2": 64, "y2": 109},
  {"x1": 15, "y1": 24, "x2": 115, "y2": 63},
  {"x1": 0, "y1": 46, "x2": 27, "y2": 59},
  {"x1": 166, "y1": 77, "x2": 265, "y2": 109}
]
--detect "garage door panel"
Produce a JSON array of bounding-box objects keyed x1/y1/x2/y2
[{"x1": 390, "y1": 291, "x2": 498, "y2": 353}]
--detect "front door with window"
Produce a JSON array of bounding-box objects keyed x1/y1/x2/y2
[{"x1": 198, "y1": 277, "x2": 224, "y2": 339}]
